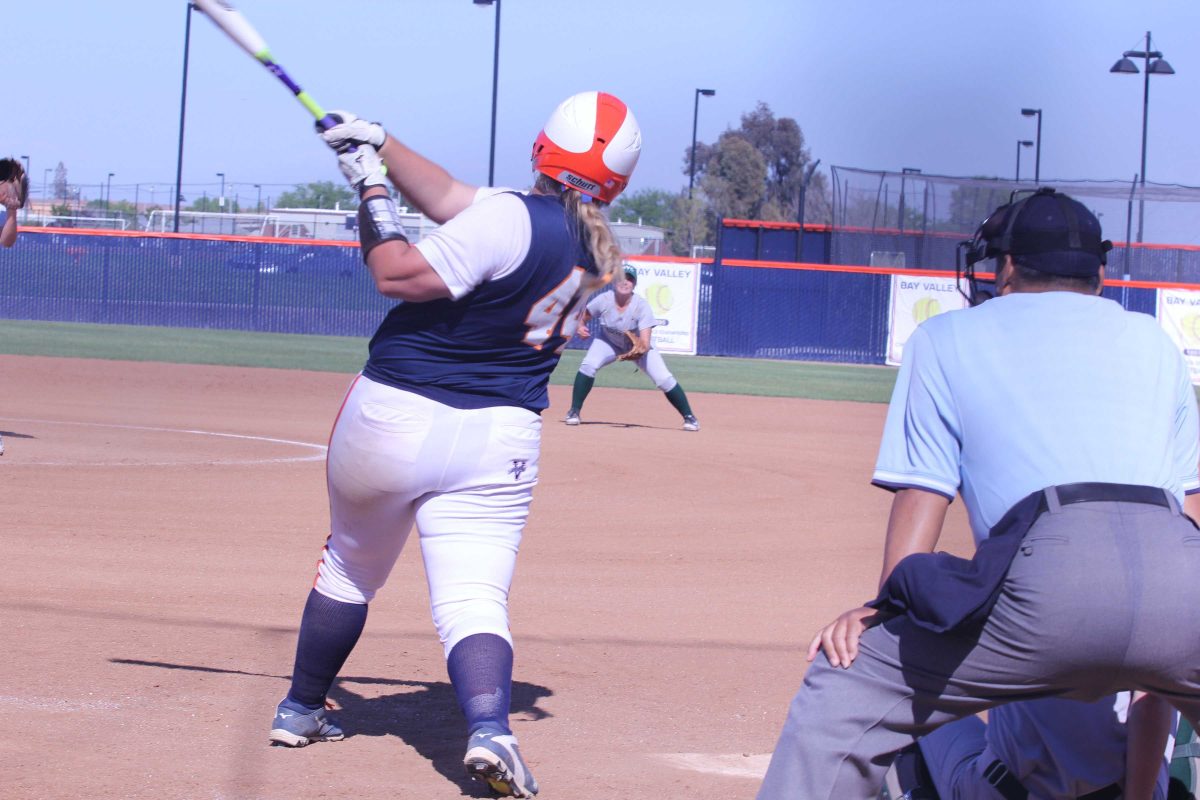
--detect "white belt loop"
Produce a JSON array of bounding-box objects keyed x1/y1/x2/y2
[{"x1": 1043, "y1": 485, "x2": 1063, "y2": 514}]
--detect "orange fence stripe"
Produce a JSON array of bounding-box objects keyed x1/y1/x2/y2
[
  {"x1": 17, "y1": 226, "x2": 1200, "y2": 290},
  {"x1": 21, "y1": 226, "x2": 359, "y2": 247}
]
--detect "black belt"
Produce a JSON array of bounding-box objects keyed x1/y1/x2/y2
[
  {"x1": 984, "y1": 759, "x2": 1121, "y2": 800},
  {"x1": 1039, "y1": 481, "x2": 1172, "y2": 514}
]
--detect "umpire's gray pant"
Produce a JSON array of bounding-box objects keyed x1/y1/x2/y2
[{"x1": 757, "y1": 500, "x2": 1200, "y2": 799}]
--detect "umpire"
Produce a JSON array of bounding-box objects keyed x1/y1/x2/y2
[{"x1": 758, "y1": 187, "x2": 1200, "y2": 799}]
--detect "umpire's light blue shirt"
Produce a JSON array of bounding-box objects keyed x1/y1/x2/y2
[{"x1": 874, "y1": 291, "x2": 1200, "y2": 544}]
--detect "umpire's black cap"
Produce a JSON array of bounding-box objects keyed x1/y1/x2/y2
[{"x1": 974, "y1": 187, "x2": 1113, "y2": 277}]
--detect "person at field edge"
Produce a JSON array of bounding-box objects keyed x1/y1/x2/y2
[
  {"x1": 0, "y1": 168, "x2": 25, "y2": 457},
  {"x1": 564, "y1": 263, "x2": 699, "y2": 431},
  {"x1": 0, "y1": 180, "x2": 19, "y2": 248},
  {"x1": 884, "y1": 690, "x2": 1174, "y2": 799},
  {"x1": 266, "y1": 91, "x2": 641, "y2": 799},
  {"x1": 756, "y1": 187, "x2": 1200, "y2": 799}
]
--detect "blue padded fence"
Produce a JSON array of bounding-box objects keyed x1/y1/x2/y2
[
  {"x1": 2, "y1": 232, "x2": 390, "y2": 336},
  {"x1": 0, "y1": 227, "x2": 1188, "y2": 367}
]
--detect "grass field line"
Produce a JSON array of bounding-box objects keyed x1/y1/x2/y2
[{"x1": 0, "y1": 320, "x2": 900, "y2": 404}]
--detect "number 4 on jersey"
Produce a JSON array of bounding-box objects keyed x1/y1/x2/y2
[{"x1": 523, "y1": 266, "x2": 588, "y2": 351}]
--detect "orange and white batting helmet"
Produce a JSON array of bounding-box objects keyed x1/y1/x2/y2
[{"x1": 532, "y1": 91, "x2": 641, "y2": 204}]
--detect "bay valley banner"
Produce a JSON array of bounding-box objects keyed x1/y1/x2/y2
[
  {"x1": 886, "y1": 274, "x2": 969, "y2": 366},
  {"x1": 625, "y1": 259, "x2": 700, "y2": 356}
]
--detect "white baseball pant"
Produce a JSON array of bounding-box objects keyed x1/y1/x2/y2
[
  {"x1": 315, "y1": 375, "x2": 541, "y2": 656},
  {"x1": 579, "y1": 338, "x2": 678, "y2": 391}
]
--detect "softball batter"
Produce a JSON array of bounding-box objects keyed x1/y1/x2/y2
[
  {"x1": 565, "y1": 264, "x2": 699, "y2": 430},
  {"x1": 267, "y1": 91, "x2": 641, "y2": 799}
]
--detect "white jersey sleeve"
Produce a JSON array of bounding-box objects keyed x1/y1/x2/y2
[{"x1": 413, "y1": 187, "x2": 532, "y2": 300}]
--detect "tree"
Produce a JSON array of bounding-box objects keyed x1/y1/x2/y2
[
  {"x1": 947, "y1": 181, "x2": 1010, "y2": 233},
  {"x1": 187, "y1": 196, "x2": 239, "y2": 213},
  {"x1": 53, "y1": 162, "x2": 69, "y2": 202},
  {"x1": 683, "y1": 102, "x2": 831, "y2": 242},
  {"x1": 698, "y1": 134, "x2": 769, "y2": 220},
  {"x1": 275, "y1": 181, "x2": 357, "y2": 210},
  {"x1": 609, "y1": 189, "x2": 677, "y2": 228}
]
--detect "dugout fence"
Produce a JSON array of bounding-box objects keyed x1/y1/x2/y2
[{"x1": 0, "y1": 223, "x2": 1194, "y2": 366}]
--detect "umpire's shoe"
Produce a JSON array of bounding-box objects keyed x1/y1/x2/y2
[
  {"x1": 464, "y1": 727, "x2": 539, "y2": 797},
  {"x1": 269, "y1": 700, "x2": 345, "y2": 747}
]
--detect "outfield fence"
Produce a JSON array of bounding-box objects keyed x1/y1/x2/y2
[{"x1": 1, "y1": 223, "x2": 1196, "y2": 366}]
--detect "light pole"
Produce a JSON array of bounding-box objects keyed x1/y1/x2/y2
[
  {"x1": 42, "y1": 168, "x2": 50, "y2": 206},
  {"x1": 1015, "y1": 140, "x2": 1033, "y2": 182},
  {"x1": 254, "y1": 183, "x2": 262, "y2": 212},
  {"x1": 1111, "y1": 30, "x2": 1175, "y2": 243},
  {"x1": 105, "y1": 172, "x2": 115, "y2": 215},
  {"x1": 473, "y1": 0, "x2": 501, "y2": 186},
  {"x1": 216, "y1": 172, "x2": 225, "y2": 211},
  {"x1": 174, "y1": 0, "x2": 195, "y2": 233},
  {"x1": 1020, "y1": 108, "x2": 1042, "y2": 183},
  {"x1": 898, "y1": 166, "x2": 920, "y2": 232},
  {"x1": 689, "y1": 88, "x2": 716, "y2": 201}
]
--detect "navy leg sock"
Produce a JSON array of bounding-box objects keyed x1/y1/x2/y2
[
  {"x1": 284, "y1": 588, "x2": 368, "y2": 712},
  {"x1": 447, "y1": 633, "x2": 513, "y2": 736}
]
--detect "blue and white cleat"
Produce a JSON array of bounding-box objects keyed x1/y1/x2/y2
[
  {"x1": 268, "y1": 702, "x2": 345, "y2": 747},
  {"x1": 464, "y1": 728, "x2": 539, "y2": 797}
]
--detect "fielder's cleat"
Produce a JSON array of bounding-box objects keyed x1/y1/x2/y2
[
  {"x1": 464, "y1": 728, "x2": 539, "y2": 798},
  {"x1": 0, "y1": 434, "x2": 5, "y2": 455},
  {"x1": 682, "y1": 414, "x2": 700, "y2": 432},
  {"x1": 268, "y1": 702, "x2": 345, "y2": 747},
  {"x1": 564, "y1": 409, "x2": 581, "y2": 426}
]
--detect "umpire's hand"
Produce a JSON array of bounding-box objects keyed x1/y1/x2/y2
[{"x1": 808, "y1": 606, "x2": 880, "y2": 668}]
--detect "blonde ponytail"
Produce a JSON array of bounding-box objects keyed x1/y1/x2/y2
[{"x1": 533, "y1": 174, "x2": 623, "y2": 287}]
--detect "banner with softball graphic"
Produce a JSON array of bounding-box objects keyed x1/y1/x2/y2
[
  {"x1": 625, "y1": 259, "x2": 701, "y2": 355},
  {"x1": 1156, "y1": 289, "x2": 1200, "y2": 384},
  {"x1": 885, "y1": 274, "x2": 969, "y2": 366}
]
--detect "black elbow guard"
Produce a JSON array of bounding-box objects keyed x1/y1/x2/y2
[{"x1": 357, "y1": 195, "x2": 410, "y2": 262}]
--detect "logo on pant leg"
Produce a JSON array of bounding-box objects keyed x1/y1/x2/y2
[{"x1": 508, "y1": 459, "x2": 528, "y2": 480}]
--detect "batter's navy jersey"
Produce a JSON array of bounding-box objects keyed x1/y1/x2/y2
[{"x1": 363, "y1": 193, "x2": 593, "y2": 413}]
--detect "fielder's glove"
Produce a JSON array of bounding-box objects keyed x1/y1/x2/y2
[
  {"x1": 617, "y1": 330, "x2": 648, "y2": 361},
  {"x1": 0, "y1": 157, "x2": 28, "y2": 211},
  {"x1": 336, "y1": 144, "x2": 388, "y2": 194},
  {"x1": 319, "y1": 110, "x2": 387, "y2": 154}
]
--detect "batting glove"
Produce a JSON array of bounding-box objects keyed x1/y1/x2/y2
[
  {"x1": 320, "y1": 110, "x2": 387, "y2": 154},
  {"x1": 336, "y1": 144, "x2": 388, "y2": 194}
]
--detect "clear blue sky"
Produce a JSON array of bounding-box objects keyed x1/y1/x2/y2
[{"x1": 5, "y1": 0, "x2": 1198, "y2": 214}]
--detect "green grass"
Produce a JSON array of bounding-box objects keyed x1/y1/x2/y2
[{"x1": 0, "y1": 319, "x2": 900, "y2": 404}]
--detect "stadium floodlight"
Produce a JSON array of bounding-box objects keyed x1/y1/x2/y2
[
  {"x1": 1015, "y1": 140, "x2": 1033, "y2": 182},
  {"x1": 1020, "y1": 109, "x2": 1042, "y2": 183},
  {"x1": 473, "y1": 0, "x2": 501, "y2": 187},
  {"x1": 1110, "y1": 30, "x2": 1175, "y2": 242},
  {"x1": 174, "y1": 1, "x2": 195, "y2": 233},
  {"x1": 689, "y1": 89, "x2": 716, "y2": 201}
]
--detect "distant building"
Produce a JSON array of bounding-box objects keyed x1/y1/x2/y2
[{"x1": 609, "y1": 220, "x2": 668, "y2": 255}]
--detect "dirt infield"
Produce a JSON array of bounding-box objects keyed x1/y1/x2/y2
[{"x1": 0, "y1": 354, "x2": 972, "y2": 799}]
